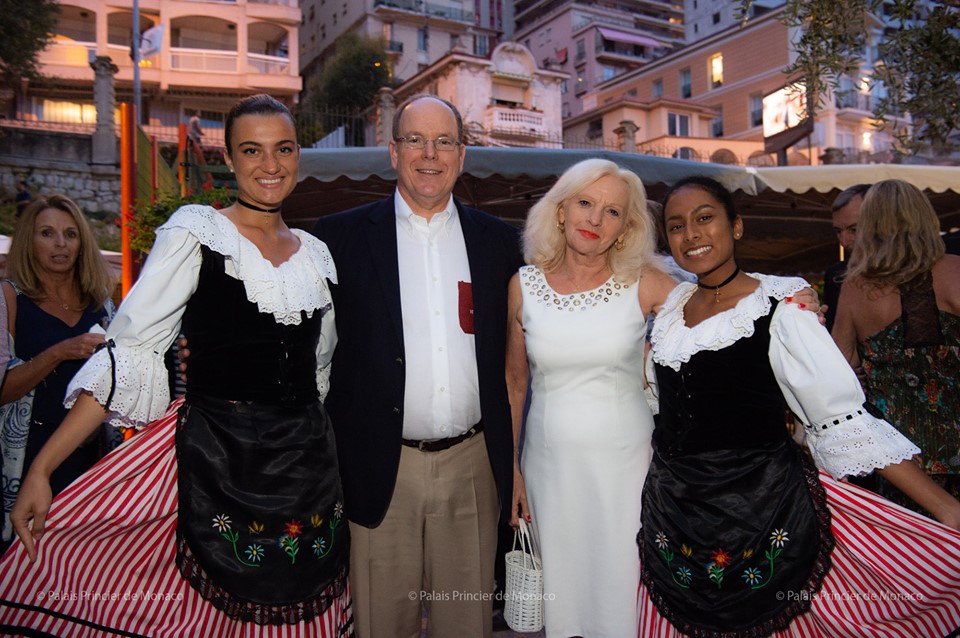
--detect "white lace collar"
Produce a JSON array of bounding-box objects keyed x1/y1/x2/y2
[
  {"x1": 160, "y1": 205, "x2": 338, "y2": 325},
  {"x1": 651, "y1": 273, "x2": 807, "y2": 371}
]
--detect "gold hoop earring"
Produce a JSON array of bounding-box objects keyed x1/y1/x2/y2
[{"x1": 615, "y1": 238, "x2": 625, "y2": 251}]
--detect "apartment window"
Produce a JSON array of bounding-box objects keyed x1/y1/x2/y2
[
  {"x1": 321, "y1": 25, "x2": 326, "y2": 39},
  {"x1": 601, "y1": 65, "x2": 617, "y2": 82},
  {"x1": 693, "y1": 0, "x2": 698, "y2": 7},
  {"x1": 749, "y1": 93, "x2": 763, "y2": 127},
  {"x1": 712, "y1": 12, "x2": 721, "y2": 24},
  {"x1": 576, "y1": 39, "x2": 585, "y2": 62},
  {"x1": 653, "y1": 78, "x2": 663, "y2": 98},
  {"x1": 560, "y1": 79, "x2": 568, "y2": 94},
  {"x1": 668, "y1": 112, "x2": 690, "y2": 136},
  {"x1": 711, "y1": 107, "x2": 724, "y2": 137},
  {"x1": 418, "y1": 28, "x2": 428, "y2": 52},
  {"x1": 694, "y1": 24, "x2": 699, "y2": 34},
  {"x1": 627, "y1": 88, "x2": 637, "y2": 97},
  {"x1": 587, "y1": 118, "x2": 603, "y2": 139},
  {"x1": 475, "y1": 34, "x2": 490, "y2": 57},
  {"x1": 332, "y1": 13, "x2": 337, "y2": 25},
  {"x1": 450, "y1": 34, "x2": 459, "y2": 50},
  {"x1": 575, "y1": 73, "x2": 586, "y2": 94},
  {"x1": 680, "y1": 68, "x2": 692, "y2": 98},
  {"x1": 308, "y1": 6, "x2": 314, "y2": 21},
  {"x1": 709, "y1": 54, "x2": 723, "y2": 89}
]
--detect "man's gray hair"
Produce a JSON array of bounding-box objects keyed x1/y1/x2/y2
[{"x1": 831, "y1": 183, "x2": 870, "y2": 213}]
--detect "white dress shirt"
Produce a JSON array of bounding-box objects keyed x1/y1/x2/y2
[{"x1": 395, "y1": 191, "x2": 481, "y2": 440}]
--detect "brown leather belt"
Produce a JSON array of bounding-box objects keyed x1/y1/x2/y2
[{"x1": 402, "y1": 421, "x2": 484, "y2": 452}]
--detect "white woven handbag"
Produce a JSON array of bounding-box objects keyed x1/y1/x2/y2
[{"x1": 504, "y1": 517, "x2": 544, "y2": 632}]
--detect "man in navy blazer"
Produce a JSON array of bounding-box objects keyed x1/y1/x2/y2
[{"x1": 313, "y1": 95, "x2": 523, "y2": 638}]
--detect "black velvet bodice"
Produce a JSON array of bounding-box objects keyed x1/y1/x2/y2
[
  {"x1": 653, "y1": 306, "x2": 788, "y2": 456},
  {"x1": 180, "y1": 245, "x2": 325, "y2": 406}
]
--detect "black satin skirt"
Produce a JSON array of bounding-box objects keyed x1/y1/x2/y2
[
  {"x1": 639, "y1": 440, "x2": 833, "y2": 638},
  {"x1": 175, "y1": 394, "x2": 349, "y2": 625}
]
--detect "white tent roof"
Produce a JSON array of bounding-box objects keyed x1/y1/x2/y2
[
  {"x1": 289, "y1": 148, "x2": 960, "y2": 273},
  {"x1": 753, "y1": 164, "x2": 960, "y2": 195}
]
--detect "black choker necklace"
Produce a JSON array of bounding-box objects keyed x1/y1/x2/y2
[
  {"x1": 237, "y1": 197, "x2": 282, "y2": 214},
  {"x1": 697, "y1": 266, "x2": 741, "y2": 303}
]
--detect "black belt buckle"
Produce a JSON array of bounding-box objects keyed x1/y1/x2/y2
[{"x1": 403, "y1": 421, "x2": 484, "y2": 452}]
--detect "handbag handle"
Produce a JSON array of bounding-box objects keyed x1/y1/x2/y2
[{"x1": 513, "y1": 518, "x2": 541, "y2": 570}]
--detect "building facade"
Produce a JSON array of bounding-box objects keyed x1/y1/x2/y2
[
  {"x1": 683, "y1": 0, "x2": 783, "y2": 44},
  {"x1": 564, "y1": 6, "x2": 900, "y2": 166},
  {"x1": 512, "y1": 0, "x2": 684, "y2": 119},
  {"x1": 9, "y1": 0, "x2": 301, "y2": 147},
  {"x1": 299, "y1": 0, "x2": 511, "y2": 94},
  {"x1": 369, "y1": 41, "x2": 566, "y2": 148}
]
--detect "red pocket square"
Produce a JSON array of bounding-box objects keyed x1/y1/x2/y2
[{"x1": 458, "y1": 281, "x2": 475, "y2": 334}]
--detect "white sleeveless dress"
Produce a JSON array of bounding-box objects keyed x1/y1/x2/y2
[{"x1": 519, "y1": 265, "x2": 654, "y2": 638}]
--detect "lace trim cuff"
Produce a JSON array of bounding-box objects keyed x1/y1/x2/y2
[
  {"x1": 803, "y1": 411, "x2": 920, "y2": 479},
  {"x1": 65, "y1": 345, "x2": 171, "y2": 429}
]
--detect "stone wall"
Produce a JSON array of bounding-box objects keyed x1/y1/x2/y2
[{"x1": 0, "y1": 127, "x2": 121, "y2": 214}]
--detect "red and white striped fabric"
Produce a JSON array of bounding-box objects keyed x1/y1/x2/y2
[
  {"x1": 638, "y1": 471, "x2": 960, "y2": 637},
  {"x1": 0, "y1": 398, "x2": 352, "y2": 638}
]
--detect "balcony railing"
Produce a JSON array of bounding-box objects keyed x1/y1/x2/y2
[
  {"x1": 248, "y1": 52, "x2": 290, "y2": 74},
  {"x1": 171, "y1": 47, "x2": 238, "y2": 73},
  {"x1": 375, "y1": 0, "x2": 420, "y2": 11},
  {"x1": 42, "y1": 40, "x2": 96, "y2": 67},
  {"x1": 387, "y1": 40, "x2": 404, "y2": 53},
  {"x1": 49, "y1": 42, "x2": 289, "y2": 76},
  {"x1": 835, "y1": 92, "x2": 872, "y2": 111},
  {"x1": 596, "y1": 44, "x2": 650, "y2": 62},
  {"x1": 487, "y1": 105, "x2": 547, "y2": 138},
  {"x1": 374, "y1": 0, "x2": 474, "y2": 23},
  {"x1": 2, "y1": 118, "x2": 225, "y2": 148},
  {"x1": 425, "y1": 1, "x2": 473, "y2": 22}
]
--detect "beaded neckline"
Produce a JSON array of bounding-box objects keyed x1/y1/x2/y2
[{"x1": 520, "y1": 265, "x2": 624, "y2": 312}]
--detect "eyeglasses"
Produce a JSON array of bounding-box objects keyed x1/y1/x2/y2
[{"x1": 394, "y1": 135, "x2": 461, "y2": 151}]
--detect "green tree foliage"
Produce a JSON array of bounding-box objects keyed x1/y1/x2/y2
[
  {"x1": 873, "y1": 0, "x2": 960, "y2": 155},
  {"x1": 310, "y1": 33, "x2": 391, "y2": 110},
  {"x1": 779, "y1": 0, "x2": 867, "y2": 112},
  {"x1": 131, "y1": 188, "x2": 235, "y2": 255},
  {"x1": 0, "y1": 0, "x2": 60, "y2": 85},
  {"x1": 299, "y1": 34, "x2": 391, "y2": 146},
  {"x1": 741, "y1": 0, "x2": 960, "y2": 156}
]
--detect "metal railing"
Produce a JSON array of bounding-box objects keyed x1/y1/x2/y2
[
  {"x1": 248, "y1": 52, "x2": 290, "y2": 74},
  {"x1": 42, "y1": 40, "x2": 95, "y2": 67},
  {"x1": 1, "y1": 118, "x2": 225, "y2": 149},
  {"x1": 373, "y1": 0, "x2": 474, "y2": 23},
  {"x1": 835, "y1": 92, "x2": 872, "y2": 111},
  {"x1": 170, "y1": 47, "x2": 238, "y2": 72}
]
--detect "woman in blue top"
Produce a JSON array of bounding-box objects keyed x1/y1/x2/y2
[{"x1": 0, "y1": 194, "x2": 114, "y2": 547}]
